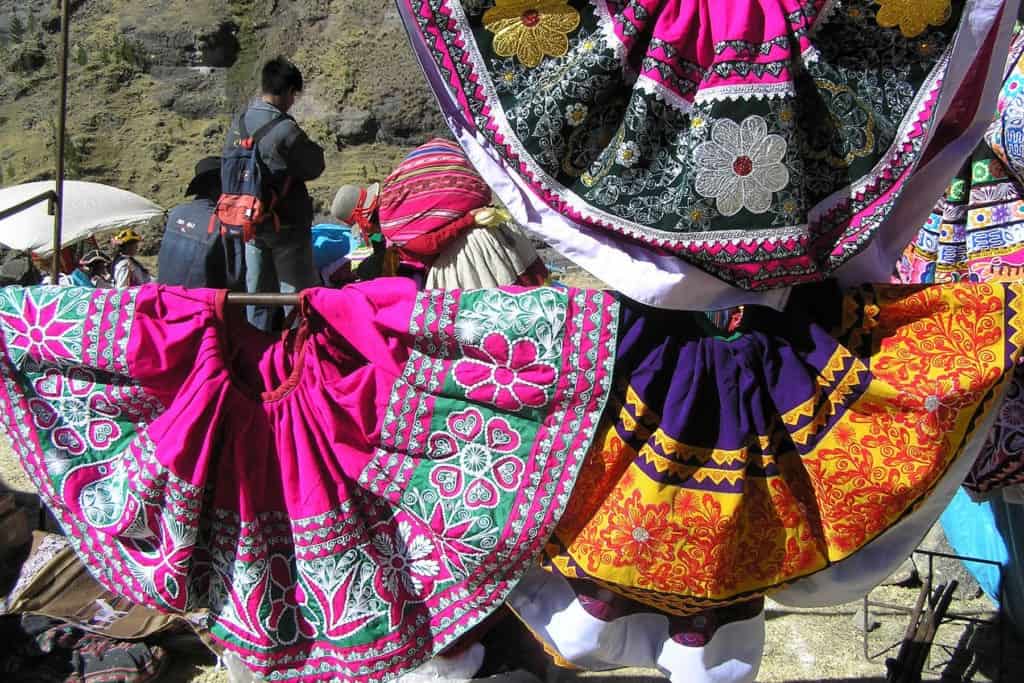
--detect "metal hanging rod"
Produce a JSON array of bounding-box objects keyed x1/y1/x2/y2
[{"x1": 224, "y1": 293, "x2": 300, "y2": 306}]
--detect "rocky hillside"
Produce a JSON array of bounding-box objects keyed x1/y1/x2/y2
[{"x1": 0, "y1": 0, "x2": 447, "y2": 229}]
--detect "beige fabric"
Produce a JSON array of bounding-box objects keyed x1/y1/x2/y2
[
  {"x1": 425, "y1": 225, "x2": 538, "y2": 289},
  {"x1": 331, "y1": 183, "x2": 380, "y2": 223},
  {"x1": 1, "y1": 531, "x2": 184, "y2": 641}
]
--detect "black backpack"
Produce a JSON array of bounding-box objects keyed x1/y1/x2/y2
[{"x1": 213, "y1": 111, "x2": 292, "y2": 242}]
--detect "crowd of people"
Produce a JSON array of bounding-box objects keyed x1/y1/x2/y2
[
  {"x1": 6, "y1": 51, "x2": 556, "y2": 335},
  {"x1": 43, "y1": 57, "x2": 548, "y2": 336}
]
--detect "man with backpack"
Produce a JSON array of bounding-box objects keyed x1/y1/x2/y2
[{"x1": 220, "y1": 56, "x2": 325, "y2": 331}]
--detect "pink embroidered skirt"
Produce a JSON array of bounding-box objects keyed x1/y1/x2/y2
[{"x1": 0, "y1": 281, "x2": 617, "y2": 681}]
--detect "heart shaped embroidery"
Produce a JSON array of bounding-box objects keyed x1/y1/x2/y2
[
  {"x1": 430, "y1": 467, "x2": 463, "y2": 498},
  {"x1": 492, "y1": 457, "x2": 525, "y2": 491},
  {"x1": 447, "y1": 409, "x2": 482, "y2": 442},
  {"x1": 52, "y1": 427, "x2": 86, "y2": 456},
  {"x1": 89, "y1": 394, "x2": 121, "y2": 418},
  {"x1": 88, "y1": 420, "x2": 121, "y2": 450},
  {"x1": 427, "y1": 434, "x2": 458, "y2": 460},
  {"x1": 464, "y1": 478, "x2": 498, "y2": 509},
  {"x1": 34, "y1": 370, "x2": 63, "y2": 399},
  {"x1": 27, "y1": 398, "x2": 58, "y2": 429},
  {"x1": 67, "y1": 368, "x2": 95, "y2": 396},
  {"x1": 486, "y1": 418, "x2": 521, "y2": 452}
]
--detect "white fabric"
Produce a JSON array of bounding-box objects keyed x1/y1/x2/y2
[
  {"x1": 425, "y1": 225, "x2": 538, "y2": 289},
  {"x1": 113, "y1": 257, "x2": 152, "y2": 289},
  {"x1": 395, "y1": 643, "x2": 485, "y2": 683},
  {"x1": 772, "y1": 378, "x2": 1011, "y2": 606},
  {"x1": 399, "y1": 0, "x2": 1014, "y2": 311},
  {"x1": 508, "y1": 567, "x2": 763, "y2": 683},
  {"x1": 0, "y1": 181, "x2": 163, "y2": 256}
]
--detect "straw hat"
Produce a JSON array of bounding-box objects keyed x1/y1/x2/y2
[{"x1": 331, "y1": 183, "x2": 380, "y2": 224}]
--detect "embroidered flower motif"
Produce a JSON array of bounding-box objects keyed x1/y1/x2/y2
[
  {"x1": 693, "y1": 115, "x2": 789, "y2": 216},
  {"x1": 685, "y1": 201, "x2": 713, "y2": 230},
  {"x1": 992, "y1": 205, "x2": 1013, "y2": 225},
  {"x1": 372, "y1": 520, "x2": 441, "y2": 597},
  {"x1": 428, "y1": 407, "x2": 525, "y2": 509},
  {"x1": 265, "y1": 554, "x2": 316, "y2": 644},
  {"x1": 0, "y1": 289, "x2": 78, "y2": 364},
  {"x1": 616, "y1": 140, "x2": 641, "y2": 168},
  {"x1": 566, "y1": 103, "x2": 589, "y2": 127},
  {"x1": 28, "y1": 367, "x2": 122, "y2": 456},
  {"x1": 598, "y1": 490, "x2": 681, "y2": 571},
  {"x1": 896, "y1": 378, "x2": 976, "y2": 441},
  {"x1": 483, "y1": 0, "x2": 581, "y2": 68},
  {"x1": 453, "y1": 333, "x2": 556, "y2": 410},
  {"x1": 875, "y1": 0, "x2": 952, "y2": 38},
  {"x1": 491, "y1": 57, "x2": 526, "y2": 93}
]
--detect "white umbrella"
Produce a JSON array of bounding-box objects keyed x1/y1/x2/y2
[{"x1": 0, "y1": 181, "x2": 164, "y2": 255}]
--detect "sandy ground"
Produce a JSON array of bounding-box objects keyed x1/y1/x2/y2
[{"x1": 2, "y1": 261, "x2": 1023, "y2": 681}]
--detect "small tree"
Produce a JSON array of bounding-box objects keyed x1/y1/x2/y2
[
  {"x1": 9, "y1": 15, "x2": 25, "y2": 43},
  {"x1": 74, "y1": 44, "x2": 87, "y2": 66},
  {"x1": 26, "y1": 13, "x2": 36, "y2": 36},
  {"x1": 6, "y1": 164, "x2": 15, "y2": 182}
]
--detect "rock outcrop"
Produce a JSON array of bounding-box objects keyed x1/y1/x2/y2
[{"x1": 0, "y1": 0, "x2": 448, "y2": 223}]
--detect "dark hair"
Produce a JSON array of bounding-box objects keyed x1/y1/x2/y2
[{"x1": 261, "y1": 57, "x2": 303, "y2": 96}]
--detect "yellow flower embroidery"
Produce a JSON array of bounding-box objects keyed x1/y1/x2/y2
[
  {"x1": 875, "y1": 0, "x2": 952, "y2": 38},
  {"x1": 483, "y1": 0, "x2": 581, "y2": 68}
]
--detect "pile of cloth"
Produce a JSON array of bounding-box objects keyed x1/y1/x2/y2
[
  {"x1": 0, "y1": 526, "x2": 210, "y2": 682},
  {"x1": 4, "y1": 2, "x2": 1024, "y2": 682}
]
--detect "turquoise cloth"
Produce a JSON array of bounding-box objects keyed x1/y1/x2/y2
[
  {"x1": 311, "y1": 223, "x2": 352, "y2": 270},
  {"x1": 940, "y1": 488, "x2": 1024, "y2": 637}
]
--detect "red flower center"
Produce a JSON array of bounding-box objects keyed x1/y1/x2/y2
[
  {"x1": 29, "y1": 328, "x2": 44, "y2": 342},
  {"x1": 521, "y1": 9, "x2": 541, "y2": 27},
  {"x1": 494, "y1": 367, "x2": 516, "y2": 385},
  {"x1": 732, "y1": 155, "x2": 754, "y2": 176}
]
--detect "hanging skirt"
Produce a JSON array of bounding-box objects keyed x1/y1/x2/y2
[
  {"x1": 897, "y1": 23, "x2": 1024, "y2": 498},
  {"x1": 397, "y1": 0, "x2": 1015, "y2": 307},
  {"x1": 0, "y1": 282, "x2": 618, "y2": 682},
  {"x1": 546, "y1": 280, "x2": 1024, "y2": 614}
]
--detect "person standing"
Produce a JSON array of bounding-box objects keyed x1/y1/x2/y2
[
  {"x1": 158, "y1": 157, "x2": 243, "y2": 290},
  {"x1": 223, "y1": 56, "x2": 325, "y2": 331},
  {"x1": 110, "y1": 229, "x2": 151, "y2": 288},
  {"x1": 70, "y1": 250, "x2": 112, "y2": 288}
]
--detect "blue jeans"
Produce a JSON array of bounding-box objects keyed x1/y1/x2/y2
[{"x1": 244, "y1": 230, "x2": 317, "y2": 332}]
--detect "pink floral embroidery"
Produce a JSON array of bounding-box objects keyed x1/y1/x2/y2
[
  {"x1": 453, "y1": 333, "x2": 555, "y2": 410},
  {"x1": 266, "y1": 554, "x2": 316, "y2": 644},
  {"x1": 28, "y1": 367, "x2": 122, "y2": 455},
  {"x1": 428, "y1": 407, "x2": 525, "y2": 509},
  {"x1": 0, "y1": 290, "x2": 77, "y2": 363}
]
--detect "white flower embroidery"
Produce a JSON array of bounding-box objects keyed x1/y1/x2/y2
[
  {"x1": 616, "y1": 140, "x2": 641, "y2": 168},
  {"x1": 693, "y1": 115, "x2": 789, "y2": 216},
  {"x1": 566, "y1": 103, "x2": 589, "y2": 127},
  {"x1": 372, "y1": 521, "x2": 440, "y2": 596}
]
